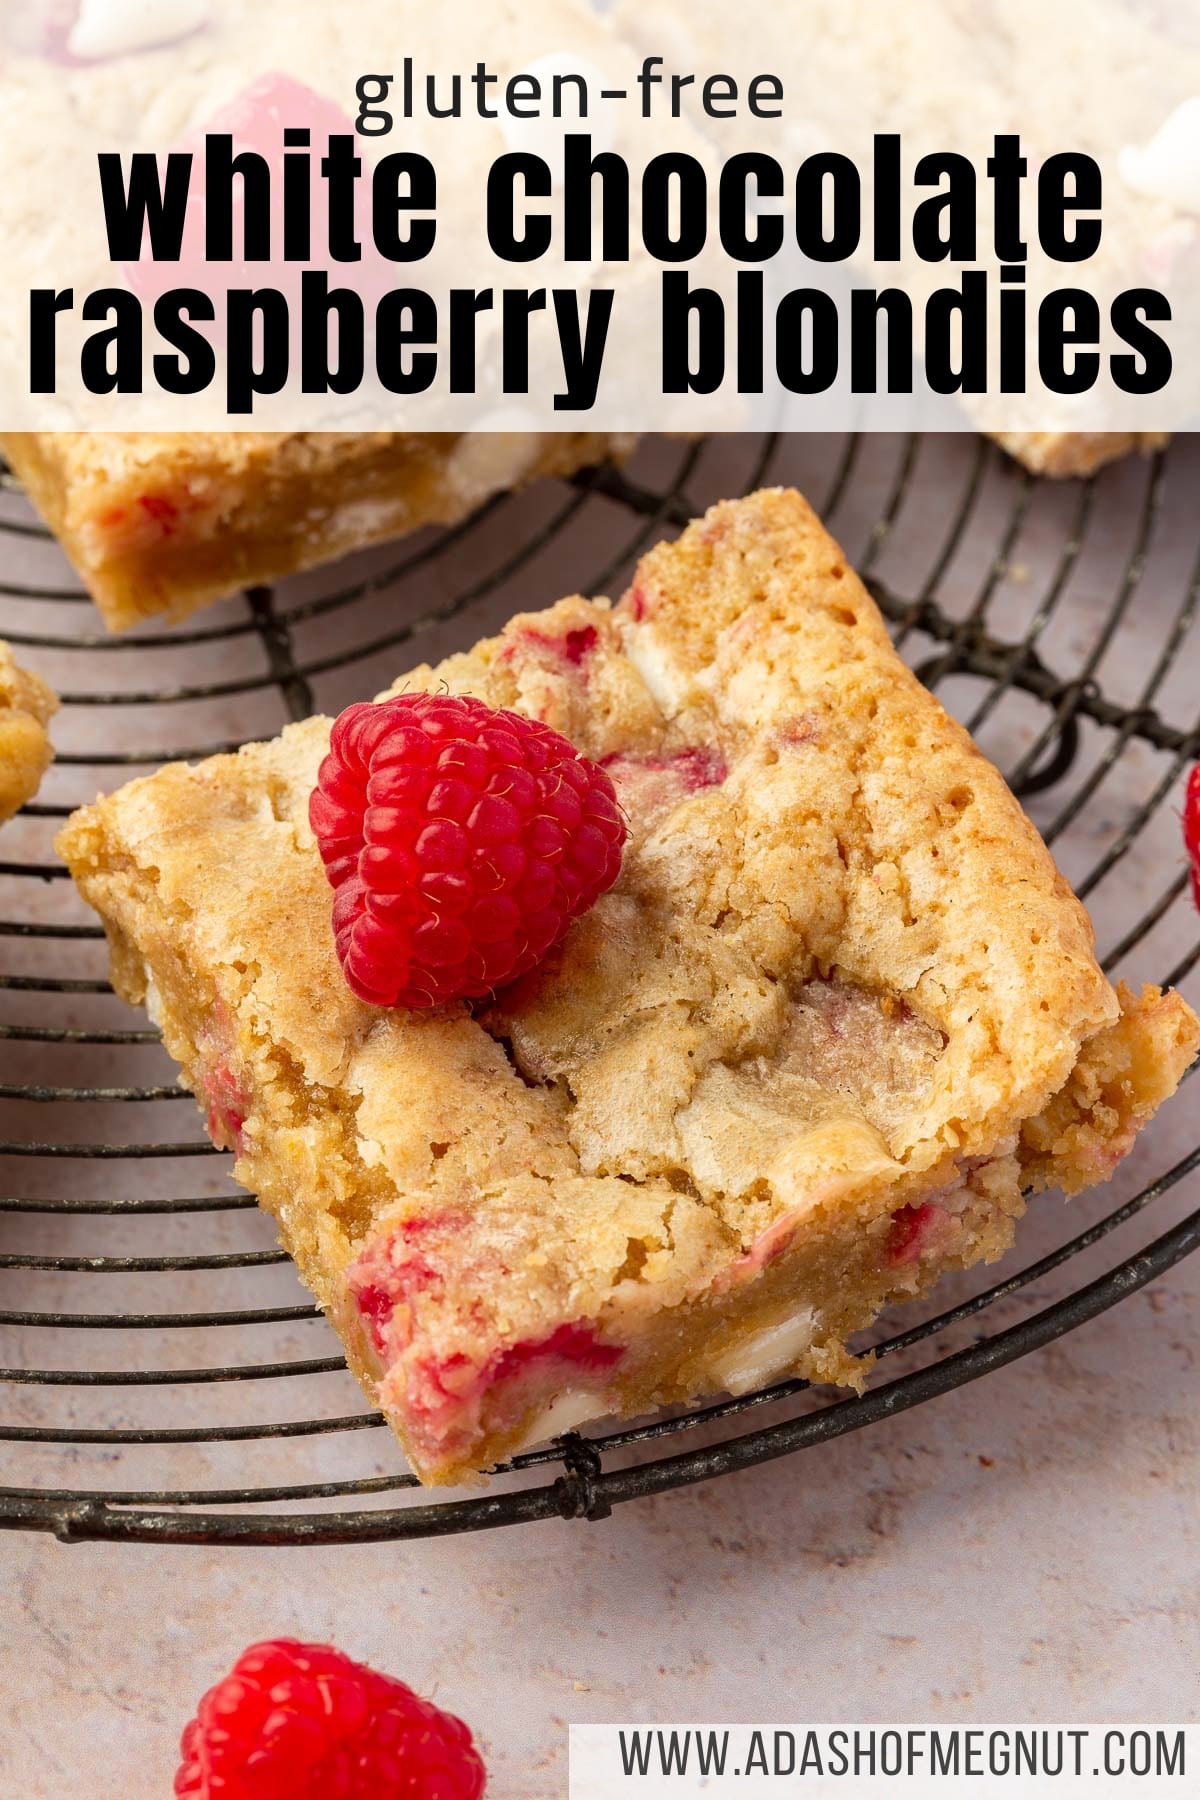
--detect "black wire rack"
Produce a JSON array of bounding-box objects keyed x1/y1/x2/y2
[{"x1": 0, "y1": 432, "x2": 1197, "y2": 1547}]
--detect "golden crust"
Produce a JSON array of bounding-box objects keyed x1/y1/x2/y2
[
  {"x1": 1020, "y1": 982, "x2": 1200, "y2": 1193},
  {"x1": 0, "y1": 641, "x2": 56, "y2": 824},
  {"x1": 994, "y1": 432, "x2": 1169, "y2": 478},
  {"x1": 58, "y1": 488, "x2": 1198, "y2": 1483},
  {"x1": 1, "y1": 431, "x2": 628, "y2": 632}
]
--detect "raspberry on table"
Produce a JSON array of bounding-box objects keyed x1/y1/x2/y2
[
  {"x1": 1185, "y1": 763, "x2": 1200, "y2": 909},
  {"x1": 174, "y1": 1637, "x2": 486, "y2": 1800},
  {"x1": 310, "y1": 693, "x2": 627, "y2": 1007}
]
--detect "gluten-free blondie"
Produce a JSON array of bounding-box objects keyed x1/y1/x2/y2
[
  {"x1": 3, "y1": 432, "x2": 626, "y2": 633},
  {"x1": 991, "y1": 433, "x2": 1169, "y2": 478},
  {"x1": 59, "y1": 488, "x2": 1199, "y2": 1484},
  {"x1": 0, "y1": 642, "x2": 56, "y2": 823}
]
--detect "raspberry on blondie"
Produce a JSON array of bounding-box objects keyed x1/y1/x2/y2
[
  {"x1": 59, "y1": 489, "x2": 1199, "y2": 1485},
  {"x1": 1, "y1": 432, "x2": 626, "y2": 633},
  {"x1": 0, "y1": 642, "x2": 56, "y2": 823}
]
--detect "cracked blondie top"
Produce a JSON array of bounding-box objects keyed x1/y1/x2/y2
[
  {"x1": 59, "y1": 488, "x2": 1199, "y2": 1483},
  {"x1": 0, "y1": 642, "x2": 56, "y2": 824},
  {"x1": 2, "y1": 432, "x2": 627, "y2": 632}
]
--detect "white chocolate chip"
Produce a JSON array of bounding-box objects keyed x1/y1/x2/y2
[
  {"x1": 1118, "y1": 97, "x2": 1200, "y2": 213},
  {"x1": 142, "y1": 972, "x2": 163, "y2": 1030},
  {"x1": 68, "y1": 0, "x2": 208, "y2": 60},
  {"x1": 448, "y1": 425, "x2": 544, "y2": 503},
  {"x1": 511, "y1": 1388, "x2": 604, "y2": 1450},
  {"x1": 623, "y1": 629, "x2": 689, "y2": 715},
  {"x1": 706, "y1": 1308, "x2": 817, "y2": 1397}
]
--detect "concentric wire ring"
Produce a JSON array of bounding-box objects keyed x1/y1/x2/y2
[{"x1": 1, "y1": 433, "x2": 1196, "y2": 1544}]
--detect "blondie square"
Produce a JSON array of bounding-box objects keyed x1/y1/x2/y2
[
  {"x1": 0, "y1": 642, "x2": 56, "y2": 823},
  {"x1": 59, "y1": 489, "x2": 1199, "y2": 1483},
  {"x1": 2, "y1": 432, "x2": 626, "y2": 633},
  {"x1": 991, "y1": 433, "x2": 1168, "y2": 478}
]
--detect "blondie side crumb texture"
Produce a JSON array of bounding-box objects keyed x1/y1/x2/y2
[
  {"x1": 1, "y1": 432, "x2": 628, "y2": 633},
  {"x1": 991, "y1": 432, "x2": 1169, "y2": 479},
  {"x1": 59, "y1": 489, "x2": 1200, "y2": 1485},
  {"x1": 0, "y1": 642, "x2": 56, "y2": 824}
]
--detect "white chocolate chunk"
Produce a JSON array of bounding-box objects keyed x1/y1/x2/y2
[
  {"x1": 448, "y1": 427, "x2": 544, "y2": 503},
  {"x1": 623, "y1": 628, "x2": 690, "y2": 715},
  {"x1": 706, "y1": 1308, "x2": 817, "y2": 1397},
  {"x1": 68, "y1": 0, "x2": 208, "y2": 60},
  {"x1": 142, "y1": 972, "x2": 164, "y2": 1030},
  {"x1": 511, "y1": 1387, "x2": 606, "y2": 1451},
  {"x1": 1118, "y1": 97, "x2": 1200, "y2": 212}
]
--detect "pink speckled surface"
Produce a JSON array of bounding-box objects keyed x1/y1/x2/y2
[{"x1": 1, "y1": 435, "x2": 1197, "y2": 1798}]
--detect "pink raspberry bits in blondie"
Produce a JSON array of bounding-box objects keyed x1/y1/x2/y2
[
  {"x1": 603, "y1": 746, "x2": 727, "y2": 792},
  {"x1": 199, "y1": 1060, "x2": 250, "y2": 1152},
  {"x1": 346, "y1": 1211, "x2": 463, "y2": 1358},
  {"x1": 93, "y1": 488, "x2": 207, "y2": 559},
  {"x1": 886, "y1": 1201, "x2": 953, "y2": 1267},
  {"x1": 347, "y1": 1216, "x2": 625, "y2": 1467},
  {"x1": 502, "y1": 623, "x2": 599, "y2": 669},
  {"x1": 601, "y1": 745, "x2": 727, "y2": 828},
  {"x1": 194, "y1": 1002, "x2": 251, "y2": 1151},
  {"x1": 6, "y1": 0, "x2": 78, "y2": 59},
  {"x1": 310, "y1": 692, "x2": 626, "y2": 1008},
  {"x1": 402, "y1": 1324, "x2": 623, "y2": 1452},
  {"x1": 624, "y1": 584, "x2": 653, "y2": 622},
  {"x1": 491, "y1": 1322, "x2": 623, "y2": 1383}
]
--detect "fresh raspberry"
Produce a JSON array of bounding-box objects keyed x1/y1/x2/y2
[
  {"x1": 1185, "y1": 763, "x2": 1200, "y2": 909},
  {"x1": 174, "y1": 1638, "x2": 486, "y2": 1800},
  {"x1": 310, "y1": 693, "x2": 627, "y2": 1007}
]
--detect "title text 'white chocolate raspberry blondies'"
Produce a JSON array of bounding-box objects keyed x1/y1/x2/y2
[{"x1": 59, "y1": 489, "x2": 1199, "y2": 1484}]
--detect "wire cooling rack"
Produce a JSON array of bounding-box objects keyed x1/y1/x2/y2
[{"x1": 0, "y1": 433, "x2": 1196, "y2": 1546}]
